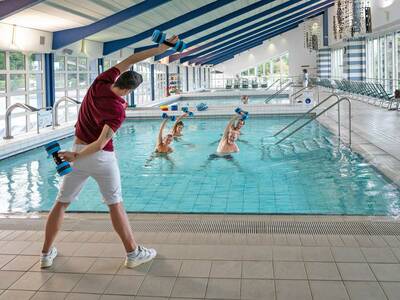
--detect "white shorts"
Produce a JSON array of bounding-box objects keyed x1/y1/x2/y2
[{"x1": 56, "y1": 144, "x2": 122, "y2": 205}]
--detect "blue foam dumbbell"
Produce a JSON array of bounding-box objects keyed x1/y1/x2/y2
[
  {"x1": 151, "y1": 29, "x2": 187, "y2": 52},
  {"x1": 44, "y1": 141, "x2": 73, "y2": 176},
  {"x1": 162, "y1": 113, "x2": 176, "y2": 121},
  {"x1": 235, "y1": 107, "x2": 249, "y2": 120},
  {"x1": 181, "y1": 107, "x2": 194, "y2": 117}
]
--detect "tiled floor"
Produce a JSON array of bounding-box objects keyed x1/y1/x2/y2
[{"x1": 1, "y1": 215, "x2": 400, "y2": 299}]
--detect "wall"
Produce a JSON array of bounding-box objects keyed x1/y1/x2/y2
[
  {"x1": 0, "y1": 23, "x2": 52, "y2": 53},
  {"x1": 214, "y1": 25, "x2": 318, "y2": 77},
  {"x1": 328, "y1": 0, "x2": 400, "y2": 48}
]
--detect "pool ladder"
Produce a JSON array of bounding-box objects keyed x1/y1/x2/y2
[
  {"x1": 265, "y1": 81, "x2": 293, "y2": 103},
  {"x1": 273, "y1": 93, "x2": 352, "y2": 146}
]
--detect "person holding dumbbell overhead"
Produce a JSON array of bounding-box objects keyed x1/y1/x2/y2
[
  {"x1": 156, "y1": 116, "x2": 175, "y2": 153},
  {"x1": 40, "y1": 33, "x2": 180, "y2": 269},
  {"x1": 216, "y1": 108, "x2": 248, "y2": 154}
]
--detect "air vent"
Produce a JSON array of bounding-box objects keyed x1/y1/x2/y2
[{"x1": 39, "y1": 36, "x2": 45, "y2": 45}]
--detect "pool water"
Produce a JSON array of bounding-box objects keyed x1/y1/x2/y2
[{"x1": 0, "y1": 117, "x2": 399, "y2": 215}]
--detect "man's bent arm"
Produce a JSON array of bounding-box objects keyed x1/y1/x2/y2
[{"x1": 75, "y1": 125, "x2": 115, "y2": 159}]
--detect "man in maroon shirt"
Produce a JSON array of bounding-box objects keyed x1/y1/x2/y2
[{"x1": 40, "y1": 36, "x2": 178, "y2": 269}]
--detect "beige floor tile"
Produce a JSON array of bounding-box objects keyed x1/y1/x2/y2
[
  {"x1": 273, "y1": 246, "x2": 302, "y2": 261},
  {"x1": 210, "y1": 261, "x2": 241, "y2": 278},
  {"x1": 354, "y1": 236, "x2": 374, "y2": 247},
  {"x1": 2, "y1": 255, "x2": 38, "y2": 271},
  {"x1": 72, "y1": 274, "x2": 113, "y2": 294},
  {"x1": 205, "y1": 278, "x2": 240, "y2": 299},
  {"x1": 370, "y1": 263, "x2": 400, "y2": 281},
  {"x1": 331, "y1": 247, "x2": 366, "y2": 262},
  {"x1": 73, "y1": 243, "x2": 106, "y2": 257},
  {"x1": 135, "y1": 297, "x2": 167, "y2": 300},
  {"x1": 313, "y1": 235, "x2": 330, "y2": 246},
  {"x1": 55, "y1": 243, "x2": 82, "y2": 257},
  {"x1": 30, "y1": 257, "x2": 70, "y2": 273},
  {"x1": 31, "y1": 291, "x2": 68, "y2": 300},
  {"x1": 242, "y1": 261, "x2": 273, "y2": 279},
  {"x1": 20, "y1": 242, "x2": 42, "y2": 255},
  {"x1": 392, "y1": 248, "x2": 400, "y2": 262},
  {"x1": 148, "y1": 259, "x2": 181, "y2": 277},
  {"x1": 361, "y1": 247, "x2": 398, "y2": 263},
  {"x1": 100, "y1": 295, "x2": 133, "y2": 300},
  {"x1": 87, "y1": 258, "x2": 122, "y2": 275},
  {"x1": 274, "y1": 261, "x2": 307, "y2": 279},
  {"x1": 242, "y1": 246, "x2": 272, "y2": 260},
  {"x1": 170, "y1": 277, "x2": 208, "y2": 298},
  {"x1": 0, "y1": 290, "x2": 35, "y2": 300},
  {"x1": 369, "y1": 236, "x2": 389, "y2": 248},
  {"x1": 327, "y1": 235, "x2": 345, "y2": 247},
  {"x1": 0, "y1": 255, "x2": 16, "y2": 269},
  {"x1": 65, "y1": 293, "x2": 100, "y2": 300},
  {"x1": 305, "y1": 262, "x2": 341, "y2": 280},
  {"x1": 0, "y1": 271, "x2": 24, "y2": 289},
  {"x1": 241, "y1": 279, "x2": 275, "y2": 300},
  {"x1": 344, "y1": 281, "x2": 386, "y2": 300},
  {"x1": 39, "y1": 273, "x2": 82, "y2": 292},
  {"x1": 275, "y1": 280, "x2": 312, "y2": 300},
  {"x1": 100, "y1": 244, "x2": 126, "y2": 258},
  {"x1": 53, "y1": 257, "x2": 96, "y2": 273},
  {"x1": 0, "y1": 241, "x2": 31, "y2": 255},
  {"x1": 301, "y1": 247, "x2": 334, "y2": 262},
  {"x1": 10, "y1": 271, "x2": 53, "y2": 290},
  {"x1": 309, "y1": 281, "x2": 349, "y2": 300},
  {"x1": 104, "y1": 275, "x2": 143, "y2": 295},
  {"x1": 300, "y1": 235, "x2": 317, "y2": 246},
  {"x1": 137, "y1": 275, "x2": 176, "y2": 297},
  {"x1": 116, "y1": 260, "x2": 151, "y2": 276},
  {"x1": 337, "y1": 263, "x2": 376, "y2": 281},
  {"x1": 179, "y1": 260, "x2": 211, "y2": 278},
  {"x1": 382, "y1": 236, "x2": 400, "y2": 248},
  {"x1": 381, "y1": 282, "x2": 400, "y2": 300},
  {"x1": 340, "y1": 236, "x2": 359, "y2": 247}
]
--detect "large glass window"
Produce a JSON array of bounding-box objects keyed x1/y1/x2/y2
[
  {"x1": 9, "y1": 52, "x2": 25, "y2": 70},
  {"x1": 54, "y1": 55, "x2": 97, "y2": 123},
  {"x1": 331, "y1": 48, "x2": 344, "y2": 79},
  {"x1": 0, "y1": 51, "x2": 5, "y2": 70},
  {"x1": 0, "y1": 74, "x2": 6, "y2": 93},
  {"x1": 386, "y1": 34, "x2": 394, "y2": 93}
]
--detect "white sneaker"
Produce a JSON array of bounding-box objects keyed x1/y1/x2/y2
[
  {"x1": 40, "y1": 247, "x2": 58, "y2": 268},
  {"x1": 125, "y1": 245, "x2": 157, "y2": 269}
]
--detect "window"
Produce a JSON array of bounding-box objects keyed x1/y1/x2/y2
[
  {"x1": 397, "y1": 32, "x2": 400, "y2": 89},
  {"x1": 10, "y1": 74, "x2": 26, "y2": 92},
  {"x1": 0, "y1": 74, "x2": 5, "y2": 93},
  {"x1": 248, "y1": 68, "x2": 255, "y2": 76},
  {"x1": 0, "y1": 51, "x2": 5, "y2": 70},
  {"x1": 331, "y1": 48, "x2": 344, "y2": 79},
  {"x1": 257, "y1": 64, "x2": 264, "y2": 77},
  {"x1": 9, "y1": 52, "x2": 25, "y2": 70},
  {"x1": 29, "y1": 54, "x2": 42, "y2": 72},
  {"x1": 54, "y1": 55, "x2": 97, "y2": 123},
  {"x1": 281, "y1": 53, "x2": 289, "y2": 77},
  {"x1": 133, "y1": 62, "x2": 151, "y2": 105},
  {"x1": 386, "y1": 34, "x2": 394, "y2": 92}
]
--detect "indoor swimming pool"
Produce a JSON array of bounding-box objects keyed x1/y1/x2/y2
[
  {"x1": 0, "y1": 116, "x2": 399, "y2": 215},
  {"x1": 168, "y1": 96, "x2": 291, "y2": 106}
]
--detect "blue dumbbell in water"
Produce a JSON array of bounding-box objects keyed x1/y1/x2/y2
[
  {"x1": 44, "y1": 141, "x2": 73, "y2": 176},
  {"x1": 181, "y1": 107, "x2": 194, "y2": 117},
  {"x1": 151, "y1": 29, "x2": 187, "y2": 52},
  {"x1": 235, "y1": 107, "x2": 249, "y2": 120},
  {"x1": 162, "y1": 113, "x2": 176, "y2": 121}
]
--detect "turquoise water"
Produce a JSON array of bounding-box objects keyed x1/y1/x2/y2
[{"x1": 0, "y1": 116, "x2": 399, "y2": 215}]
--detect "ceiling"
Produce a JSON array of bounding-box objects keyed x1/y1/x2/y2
[{"x1": 1, "y1": 0, "x2": 332, "y2": 64}]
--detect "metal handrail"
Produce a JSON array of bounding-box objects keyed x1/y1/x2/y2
[
  {"x1": 53, "y1": 96, "x2": 81, "y2": 128},
  {"x1": 275, "y1": 97, "x2": 352, "y2": 146},
  {"x1": 3, "y1": 103, "x2": 40, "y2": 139},
  {"x1": 274, "y1": 93, "x2": 340, "y2": 137},
  {"x1": 265, "y1": 81, "x2": 293, "y2": 104},
  {"x1": 264, "y1": 79, "x2": 280, "y2": 92}
]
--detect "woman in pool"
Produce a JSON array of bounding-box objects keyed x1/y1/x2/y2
[
  {"x1": 156, "y1": 119, "x2": 173, "y2": 153},
  {"x1": 216, "y1": 115, "x2": 243, "y2": 154},
  {"x1": 241, "y1": 95, "x2": 249, "y2": 104},
  {"x1": 171, "y1": 112, "x2": 188, "y2": 137}
]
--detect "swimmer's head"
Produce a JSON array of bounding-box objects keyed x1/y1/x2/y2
[
  {"x1": 175, "y1": 121, "x2": 184, "y2": 134},
  {"x1": 163, "y1": 134, "x2": 173, "y2": 145},
  {"x1": 112, "y1": 70, "x2": 143, "y2": 96}
]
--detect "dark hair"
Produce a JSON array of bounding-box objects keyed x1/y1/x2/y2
[
  {"x1": 303, "y1": 69, "x2": 307, "y2": 73},
  {"x1": 114, "y1": 70, "x2": 143, "y2": 90},
  {"x1": 176, "y1": 121, "x2": 184, "y2": 127}
]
